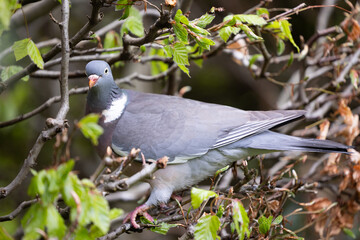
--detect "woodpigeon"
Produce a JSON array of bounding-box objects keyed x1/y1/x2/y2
[{"x1": 85, "y1": 60, "x2": 350, "y2": 228}]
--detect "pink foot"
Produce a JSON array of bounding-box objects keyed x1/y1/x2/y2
[
  {"x1": 171, "y1": 193, "x2": 183, "y2": 202},
  {"x1": 123, "y1": 204, "x2": 154, "y2": 228}
]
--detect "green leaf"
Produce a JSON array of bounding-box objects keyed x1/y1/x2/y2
[
  {"x1": 343, "y1": 228, "x2": 356, "y2": 239},
  {"x1": 187, "y1": 24, "x2": 210, "y2": 36},
  {"x1": 115, "y1": 0, "x2": 130, "y2": 11},
  {"x1": 47, "y1": 169, "x2": 61, "y2": 194},
  {"x1": 249, "y1": 54, "x2": 262, "y2": 68},
  {"x1": 239, "y1": 24, "x2": 263, "y2": 41},
  {"x1": 191, "y1": 13, "x2": 215, "y2": 28},
  {"x1": 279, "y1": 19, "x2": 299, "y2": 52},
  {"x1": 276, "y1": 38, "x2": 285, "y2": 55},
  {"x1": 191, "y1": 187, "x2": 218, "y2": 209},
  {"x1": 163, "y1": 45, "x2": 172, "y2": 58},
  {"x1": 195, "y1": 37, "x2": 215, "y2": 50},
  {"x1": 22, "y1": 204, "x2": 46, "y2": 240},
  {"x1": 0, "y1": 0, "x2": 20, "y2": 36},
  {"x1": 172, "y1": 42, "x2": 189, "y2": 66},
  {"x1": 89, "y1": 194, "x2": 110, "y2": 234},
  {"x1": 12, "y1": 38, "x2": 44, "y2": 69},
  {"x1": 234, "y1": 14, "x2": 267, "y2": 26},
  {"x1": 120, "y1": 6, "x2": 131, "y2": 20},
  {"x1": 27, "y1": 39, "x2": 44, "y2": 69},
  {"x1": 140, "y1": 45, "x2": 146, "y2": 52},
  {"x1": 173, "y1": 22, "x2": 188, "y2": 43},
  {"x1": 12, "y1": 38, "x2": 29, "y2": 61},
  {"x1": 219, "y1": 26, "x2": 240, "y2": 42},
  {"x1": 81, "y1": 178, "x2": 96, "y2": 188},
  {"x1": 168, "y1": 34, "x2": 175, "y2": 43},
  {"x1": 78, "y1": 113, "x2": 104, "y2": 145},
  {"x1": 287, "y1": 51, "x2": 294, "y2": 67},
  {"x1": 57, "y1": 160, "x2": 74, "y2": 179},
  {"x1": 75, "y1": 227, "x2": 92, "y2": 240},
  {"x1": 258, "y1": 215, "x2": 273, "y2": 235},
  {"x1": 1, "y1": 65, "x2": 29, "y2": 82},
  {"x1": 28, "y1": 169, "x2": 47, "y2": 196},
  {"x1": 256, "y1": 8, "x2": 269, "y2": 18},
  {"x1": 194, "y1": 214, "x2": 220, "y2": 240},
  {"x1": 223, "y1": 15, "x2": 237, "y2": 26},
  {"x1": 178, "y1": 64, "x2": 190, "y2": 77},
  {"x1": 216, "y1": 204, "x2": 224, "y2": 218},
  {"x1": 121, "y1": 7, "x2": 144, "y2": 37},
  {"x1": 174, "y1": 9, "x2": 189, "y2": 25},
  {"x1": 232, "y1": 201, "x2": 250, "y2": 240},
  {"x1": 109, "y1": 208, "x2": 124, "y2": 220},
  {"x1": 149, "y1": 48, "x2": 169, "y2": 75},
  {"x1": 0, "y1": 226, "x2": 14, "y2": 240},
  {"x1": 215, "y1": 165, "x2": 229, "y2": 176},
  {"x1": 61, "y1": 173, "x2": 76, "y2": 207},
  {"x1": 46, "y1": 205, "x2": 66, "y2": 238},
  {"x1": 150, "y1": 222, "x2": 178, "y2": 235},
  {"x1": 273, "y1": 215, "x2": 283, "y2": 225},
  {"x1": 193, "y1": 59, "x2": 203, "y2": 68},
  {"x1": 103, "y1": 31, "x2": 121, "y2": 53}
]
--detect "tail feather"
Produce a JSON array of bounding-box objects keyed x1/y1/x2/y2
[{"x1": 239, "y1": 130, "x2": 350, "y2": 154}]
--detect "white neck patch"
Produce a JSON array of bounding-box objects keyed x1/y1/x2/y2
[{"x1": 102, "y1": 94, "x2": 127, "y2": 123}]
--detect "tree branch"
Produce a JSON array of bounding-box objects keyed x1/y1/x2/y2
[
  {"x1": 57, "y1": 0, "x2": 70, "y2": 120},
  {"x1": 98, "y1": 210, "x2": 187, "y2": 240},
  {"x1": 0, "y1": 0, "x2": 104, "y2": 94},
  {"x1": 103, "y1": 157, "x2": 168, "y2": 192},
  {"x1": 0, "y1": 0, "x2": 72, "y2": 199},
  {"x1": 335, "y1": 47, "x2": 360, "y2": 84},
  {"x1": 0, "y1": 199, "x2": 38, "y2": 222}
]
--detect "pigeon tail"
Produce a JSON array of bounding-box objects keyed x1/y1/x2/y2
[{"x1": 238, "y1": 130, "x2": 351, "y2": 154}]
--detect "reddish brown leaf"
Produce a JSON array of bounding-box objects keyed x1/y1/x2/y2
[
  {"x1": 317, "y1": 119, "x2": 330, "y2": 140},
  {"x1": 337, "y1": 99, "x2": 360, "y2": 145},
  {"x1": 165, "y1": 0, "x2": 176, "y2": 7},
  {"x1": 339, "y1": 168, "x2": 351, "y2": 192},
  {"x1": 323, "y1": 153, "x2": 341, "y2": 175}
]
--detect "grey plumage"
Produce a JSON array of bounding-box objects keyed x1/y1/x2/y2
[{"x1": 85, "y1": 60, "x2": 350, "y2": 225}]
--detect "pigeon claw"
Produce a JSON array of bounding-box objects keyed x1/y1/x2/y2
[{"x1": 123, "y1": 204, "x2": 154, "y2": 229}]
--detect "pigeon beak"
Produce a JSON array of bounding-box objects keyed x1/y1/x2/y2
[{"x1": 88, "y1": 74, "x2": 99, "y2": 88}]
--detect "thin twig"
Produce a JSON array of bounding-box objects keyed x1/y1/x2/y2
[
  {"x1": 103, "y1": 157, "x2": 168, "y2": 192},
  {"x1": 335, "y1": 47, "x2": 360, "y2": 83},
  {"x1": 0, "y1": 199, "x2": 38, "y2": 222},
  {"x1": 0, "y1": 0, "x2": 104, "y2": 94}
]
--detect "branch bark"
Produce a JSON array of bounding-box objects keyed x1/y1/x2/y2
[
  {"x1": 0, "y1": 199, "x2": 38, "y2": 222},
  {"x1": 0, "y1": 0, "x2": 72, "y2": 199},
  {"x1": 103, "y1": 157, "x2": 168, "y2": 192}
]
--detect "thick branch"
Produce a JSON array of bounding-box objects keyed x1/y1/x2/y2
[
  {"x1": 57, "y1": 0, "x2": 70, "y2": 120},
  {"x1": 0, "y1": 0, "x2": 73, "y2": 199}
]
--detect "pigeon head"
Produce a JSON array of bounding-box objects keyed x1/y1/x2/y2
[
  {"x1": 85, "y1": 60, "x2": 123, "y2": 114},
  {"x1": 85, "y1": 60, "x2": 114, "y2": 89}
]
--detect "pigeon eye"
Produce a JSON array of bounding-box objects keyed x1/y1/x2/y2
[{"x1": 104, "y1": 68, "x2": 109, "y2": 74}]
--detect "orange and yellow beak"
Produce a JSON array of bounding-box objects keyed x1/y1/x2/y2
[{"x1": 88, "y1": 74, "x2": 99, "y2": 88}]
